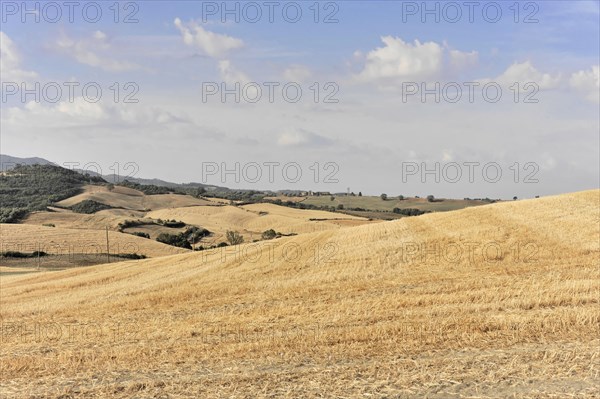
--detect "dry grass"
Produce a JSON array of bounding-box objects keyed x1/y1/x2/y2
[
  {"x1": 0, "y1": 224, "x2": 187, "y2": 259},
  {"x1": 22, "y1": 209, "x2": 146, "y2": 231},
  {"x1": 147, "y1": 203, "x2": 376, "y2": 244},
  {"x1": 0, "y1": 190, "x2": 598, "y2": 398},
  {"x1": 55, "y1": 185, "x2": 212, "y2": 211}
]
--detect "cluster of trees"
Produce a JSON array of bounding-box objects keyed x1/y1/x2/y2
[
  {"x1": 157, "y1": 219, "x2": 186, "y2": 228},
  {"x1": 113, "y1": 253, "x2": 147, "y2": 260},
  {"x1": 265, "y1": 198, "x2": 339, "y2": 213},
  {"x1": 70, "y1": 200, "x2": 112, "y2": 214},
  {"x1": 156, "y1": 226, "x2": 211, "y2": 249},
  {"x1": 1, "y1": 250, "x2": 48, "y2": 258},
  {"x1": 118, "y1": 219, "x2": 147, "y2": 231},
  {"x1": 202, "y1": 190, "x2": 266, "y2": 202},
  {"x1": 118, "y1": 218, "x2": 186, "y2": 232},
  {"x1": 118, "y1": 180, "x2": 176, "y2": 195},
  {"x1": 0, "y1": 164, "x2": 103, "y2": 223},
  {"x1": 392, "y1": 208, "x2": 429, "y2": 216}
]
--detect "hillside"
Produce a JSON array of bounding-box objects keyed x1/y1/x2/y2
[
  {"x1": 55, "y1": 185, "x2": 212, "y2": 211},
  {"x1": 1, "y1": 190, "x2": 598, "y2": 398},
  {"x1": 0, "y1": 164, "x2": 105, "y2": 223},
  {"x1": 0, "y1": 224, "x2": 188, "y2": 259},
  {"x1": 147, "y1": 202, "x2": 376, "y2": 243}
]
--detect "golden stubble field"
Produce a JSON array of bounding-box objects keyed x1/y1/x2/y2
[
  {"x1": 0, "y1": 190, "x2": 598, "y2": 398},
  {"x1": 55, "y1": 185, "x2": 212, "y2": 211},
  {"x1": 19, "y1": 185, "x2": 376, "y2": 247},
  {"x1": 147, "y1": 202, "x2": 376, "y2": 243}
]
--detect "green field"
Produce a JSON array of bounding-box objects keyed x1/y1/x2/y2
[{"x1": 300, "y1": 195, "x2": 494, "y2": 213}]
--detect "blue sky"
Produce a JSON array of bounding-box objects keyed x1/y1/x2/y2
[{"x1": 1, "y1": 1, "x2": 599, "y2": 198}]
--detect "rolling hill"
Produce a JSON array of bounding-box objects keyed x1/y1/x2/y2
[
  {"x1": 55, "y1": 185, "x2": 212, "y2": 211},
  {"x1": 147, "y1": 202, "x2": 376, "y2": 243},
  {"x1": 0, "y1": 224, "x2": 188, "y2": 259},
  {"x1": 1, "y1": 190, "x2": 598, "y2": 398}
]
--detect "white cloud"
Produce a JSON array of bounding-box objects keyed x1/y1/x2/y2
[
  {"x1": 283, "y1": 65, "x2": 312, "y2": 82},
  {"x1": 0, "y1": 32, "x2": 38, "y2": 82},
  {"x1": 491, "y1": 61, "x2": 561, "y2": 90},
  {"x1": 56, "y1": 31, "x2": 140, "y2": 72},
  {"x1": 448, "y1": 49, "x2": 479, "y2": 70},
  {"x1": 218, "y1": 60, "x2": 250, "y2": 84},
  {"x1": 357, "y1": 36, "x2": 444, "y2": 81},
  {"x1": 174, "y1": 18, "x2": 243, "y2": 59},
  {"x1": 355, "y1": 37, "x2": 478, "y2": 85},
  {"x1": 3, "y1": 98, "x2": 189, "y2": 132},
  {"x1": 277, "y1": 128, "x2": 333, "y2": 148},
  {"x1": 570, "y1": 65, "x2": 599, "y2": 103}
]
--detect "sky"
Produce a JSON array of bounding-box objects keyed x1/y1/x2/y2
[{"x1": 1, "y1": 0, "x2": 599, "y2": 199}]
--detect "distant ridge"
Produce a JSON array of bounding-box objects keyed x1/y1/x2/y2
[{"x1": 0, "y1": 154, "x2": 55, "y2": 170}]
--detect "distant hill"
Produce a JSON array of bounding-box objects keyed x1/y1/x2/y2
[
  {"x1": 0, "y1": 164, "x2": 105, "y2": 223},
  {"x1": 0, "y1": 154, "x2": 55, "y2": 170}
]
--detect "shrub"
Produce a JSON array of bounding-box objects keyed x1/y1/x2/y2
[
  {"x1": 262, "y1": 229, "x2": 277, "y2": 240},
  {"x1": 426, "y1": 195, "x2": 435, "y2": 203},
  {"x1": 131, "y1": 232, "x2": 150, "y2": 239},
  {"x1": 160, "y1": 219, "x2": 186, "y2": 228},
  {"x1": 42, "y1": 223, "x2": 55, "y2": 227},
  {"x1": 380, "y1": 193, "x2": 387, "y2": 201},
  {"x1": 1, "y1": 251, "x2": 48, "y2": 258},
  {"x1": 114, "y1": 253, "x2": 147, "y2": 260},
  {"x1": 118, "y1": 219, "x2": 146, "y2": 231},
  {"x1": 226, "y1": 230, "x2": 244, "y2": 245}
]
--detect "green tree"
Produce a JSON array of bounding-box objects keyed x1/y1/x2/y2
[{"x1": 380, "y1": 193, "x2": 387, "y2": 201}]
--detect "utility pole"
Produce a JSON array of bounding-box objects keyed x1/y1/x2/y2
[{"x1": 106, "y1": 226, "x2": 110, "y2": 263}]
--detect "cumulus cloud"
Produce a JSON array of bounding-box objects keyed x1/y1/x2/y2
[
  {"x1": 218, "y1": 60, "x2": 250, "y2": 84},
  {"x1": 0, "y1": 32, "x2": 38, "y2": 81},
  {"x1": 448, "y1": 49, "x2": 479, "y2": 70},
  {"x1": 569, "y1": 65, "x2": 599, "y2": 103},
  {"x1": 357, "y1": 36, "x2": 443, "y2": 81},
  {"x1": 491, "y1": 61, "x2": 561, "y2": 89},
  {"x1": 277, "y1": 128, "x2": 334, "y2": 148},
  {"x1": 283, "y1": 65, "x2": 312, "y2": 82},
  {"x1": 355, "y1": 37, "x2": 478, "y2": 87},
  {"x1": 174, "y1": 18, "x2": 243, "y2": 59},
  {"x1": 56, "y1": 31, "x2": 140, "y2": 72}
]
